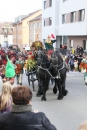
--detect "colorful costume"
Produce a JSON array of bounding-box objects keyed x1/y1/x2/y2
[
  {"x1": 15, "y1": 56, "x2": 24, "y2": 85},
  {"x1": 79, "y1": 58, "x2": 87, "y2": 84},
  {"x1": 26, "y1": 52, "x2": 37, "y2": 72},
  {"x1": 31, "y1": 34, "x2": 44, "y2": 51},
  {"x1": 3, "y1": 56, "x2": 15, "y2": 84},
  {"x1": 44, "y1": 34, "x2": 56, "y2": 55}
]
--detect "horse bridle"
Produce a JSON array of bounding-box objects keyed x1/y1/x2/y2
[{"x1": 36, "y1": 51, "x2": 50, "y2": 65}]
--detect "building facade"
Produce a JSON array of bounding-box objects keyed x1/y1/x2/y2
[
  {"x1": 13, "y1": 15, "x2": 26, "y2": 50},
  {"x1": 0, "y1": 22, "x2": 13, "y2": 47},
  {"x1": 13, "y1": 10, "x2": 42, "y2": 50},
  {"x1": 42, "y1": 0, "x2": 87, "y2": 50},
  {"x1": 28, "y1": 15, "x2": 42, "y2": 45}
]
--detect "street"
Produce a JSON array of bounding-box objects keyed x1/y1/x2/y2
[{"x1": 0, "y1": 72, "x2": 87, "y2": 130}]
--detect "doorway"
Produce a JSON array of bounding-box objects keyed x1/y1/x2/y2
[{"x1": 83, "y1": 40, "x2": 87, "y2": 50}]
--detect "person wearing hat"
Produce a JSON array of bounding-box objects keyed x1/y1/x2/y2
[
  {"x1": 3, "y1": 56, "x2": 16, "y2": 84},
  {"x1": 44, "y1": 34, "x2": 56, "y2": 55},
  {"x1": 31, "y1": 34, "x2": 44, "y2": 51},
  {"x1": 15, "y1": 55, "x2": 24, "y2": 85}
]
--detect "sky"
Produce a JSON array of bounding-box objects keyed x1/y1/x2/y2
[{"x1": 0, "y1": 0, "x2": 42, "y2": 22}]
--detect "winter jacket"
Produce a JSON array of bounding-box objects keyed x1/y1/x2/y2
[{"x1": 0, "y1": 104, "x2": 57, "y2": 130}]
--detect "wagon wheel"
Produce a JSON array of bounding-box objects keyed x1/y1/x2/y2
[
  {"x1": 28, "y1": 74, "x2": 30, "y2": 86},
  {"x1": 31, "y1": 74, "x2": 35, "y2": 91}
]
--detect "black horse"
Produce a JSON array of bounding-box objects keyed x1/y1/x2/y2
[
  {"x1": 51, "y1": 51, "x2": 68, "y2": 99},
  {"x1": 35, "y1": 50, "x2": 51, "y2": 101},
  {"x1": 35, "y1": 50, "x2": 68, "y2": 101}
]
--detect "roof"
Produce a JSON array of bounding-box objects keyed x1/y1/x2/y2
[
  {"x1": 12, "y1": 21, "x2": 22, "y2": 26},
  {"x1": 0, "y1": 27, "x2": 13, "y2": 35},
  {"x1": 29, "y1": 14, "x2": 42, "y2": 22},
  {"x1": 22, "y1": 9, "x2": 42, "y2": 20},
  {"x1": 0, "y1": 22, "x2": 13, "y2": 35}
]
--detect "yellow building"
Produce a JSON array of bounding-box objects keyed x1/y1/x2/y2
[
  {"x1": 13, "y1": 10, "x2": 42, "y2": 50},
  {"x1": 22, "y1": 9, "x2": 42, "y2": 48},
  {"x1": 28, "y1": 14, "x2": 42, "y2": 45}
]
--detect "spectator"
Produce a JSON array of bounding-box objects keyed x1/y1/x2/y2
[
  {"x1": 78, "y1": 121, "x2": 87, "y2": 130},
  {"x1": 0, "y1": 82, "x2": 12, "y2": 115},
  {"x1": 0, "y1": 86, "x2": 57, "y2": 130},
  {"x1": 76, "y1": 45, "x2": 80, "y2": 54},
  {"x1": 77, "y1": 53, "x2": 82, "y2": 72},
  {"x1": 69, "y1": 56, "x2": 74, "y2": 71}
]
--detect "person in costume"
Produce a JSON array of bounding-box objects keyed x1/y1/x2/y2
[
  {"x1": 15, "y1": 55, "x2": 24, "y2": 85},
  {"x1": 44, "y1": 34, "x2": 56, "y2": 55},
  {"x1": 2, "y1": 56, "x2": 16, "y2": 85},
  {"x1": 79, "y1": 55, "x2": 87, "y2": 84},
  {"x1": 26, "y1": 51, "x2": 37, "y2": 72},
  {"x1": 31, "y1": 34, "x2": 44, "y2": 51}
]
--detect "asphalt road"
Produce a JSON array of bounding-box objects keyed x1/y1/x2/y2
[{"x1": 0, "y1": 71, "x2": 87, "y2": 130}]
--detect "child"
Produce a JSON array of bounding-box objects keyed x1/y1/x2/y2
[{"x1": 0, "y1": 82, "x2": 12, "y2": 114}]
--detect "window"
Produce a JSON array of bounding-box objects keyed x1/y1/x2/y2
[
  {"x1": 62, "y1": 14, "x2": 66, "y2": 24},
  {"x1": 30, "y1": 34, "x2": 32, "y2": 40},
  {"x1": 39, "y1": 22, "x2": 42, "y2": 28},
  {"x1": 43, "y1": 19, "x2": 46, "y2": 26},
  {"x1": 30, "y1": 24, "x2": 32, "y2": 29},
  {"x1": 49, "y1": 17, "x2": 52, "y2": 25},
  {"x1": 49, "y1": 0, "x2": 52, "y2": 7},
  {"x1": 44, "y1": 1, "x2": 46, "y2": 9},
  {"x1": 34, "y1": 23, "x2": 36, "y2": 29},
  {"x1": 79, "y1": 9, "x2": 85, "y2": 21},
  {"x1": 70, "y1": 40, "x2": 73, "y2": 47},
  {"x1": 71, "y1": 12, "x2": 76, "y2": 22},
  {"x1": 35, "y1": 23, "x2": 37, "y2": 29}
]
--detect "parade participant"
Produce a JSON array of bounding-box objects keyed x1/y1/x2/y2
[
  {"x1": 44, "y1": 34, "x2": 56, "y2": 55},
  {"x1": 15, "y1": 55, "x2": 24, "y2": 85},
  {"x1": 30, "y1": 34, "x2": 44, "y2": 51},
  {"x1": 26, "y1": 51, "x2": 37, "y2": 72},
  {"x1": 79, "y1": 55, "x2": 87, "y2": 84},
  {"x1": 2, "y1": 56, "x2": 16, "y2": 84}
]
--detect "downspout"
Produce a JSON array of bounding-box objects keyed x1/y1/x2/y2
[{"x1": 27, "y1": 21, "x2": 29, "y2": 47}]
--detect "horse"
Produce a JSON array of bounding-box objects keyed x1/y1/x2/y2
[
  {"x1": 51, "y1": 51, "x2": 68, "y2": 99},
  {"x1": 35, "y1": 50, "x2": 51, "y2": 101}
]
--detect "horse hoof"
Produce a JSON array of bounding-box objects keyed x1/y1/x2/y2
[
  {"x1": 62, "y1": 90, "x2": 68, "y2": 96},
  {"x1": 41, "y1": 97, "x2": 46, "y2": 101},
  {"x1": 85, "y1": 83, "x2": 87, "y2": 85},
  {"x1": 36, "y1": 93, "x2": 41, "y2": 97},
  {"x1": 57, "y1": 95, "x2": 63, "y2": 100},
  {"x1": 40, "y1": 92, "x2": 43, "y2": 95},
  {"x1": 53, "y1": 86, "x2": 57, "y2": 94}
]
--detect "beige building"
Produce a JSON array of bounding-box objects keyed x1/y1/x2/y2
[
  {"x1": 13, "y1": 10, "x2": 42, "y2": 50},
  {"x1": 28, "y1": 14, "x2": 42, "y2": 46}
]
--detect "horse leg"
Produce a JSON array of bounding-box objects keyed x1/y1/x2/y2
[
  {"x1": 56, "y1": 78, "x2": 63, "y2": 100},
  {"x1": 36, "y1": 80, "x2": 43, "y2": 97},
  {"x1": 53, "y1": 79, "x2": 57, "y2": 94},
  {"x1": 41, "y1": 79, "x2": 49, "y2": 101},
  {"x1": 61, "y1": 77, "x2": 68, "y2": 96}
]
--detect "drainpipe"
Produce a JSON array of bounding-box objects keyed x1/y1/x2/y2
[{"x1": 27, "y1": 21, "x2": 29, "y2": 47}]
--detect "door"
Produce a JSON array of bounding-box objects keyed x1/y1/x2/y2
[{"x1": 83, "y1": 40, "x2": 86, "y2": 50}]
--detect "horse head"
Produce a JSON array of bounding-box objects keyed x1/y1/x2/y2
[
  {"x1": 35, "y1": 50, "x2": 50, "y2": 69},
  {"x1": 51, "y1": 51, "x2": 63, "y2": 69}
]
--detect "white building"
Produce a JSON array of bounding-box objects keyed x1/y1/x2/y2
[
  {"x1": 42, "y1": 0, "x2": 87, "y2": 50},
  {"x1": 0, "y1": 26, "x2": 13, "y2": 47}
]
